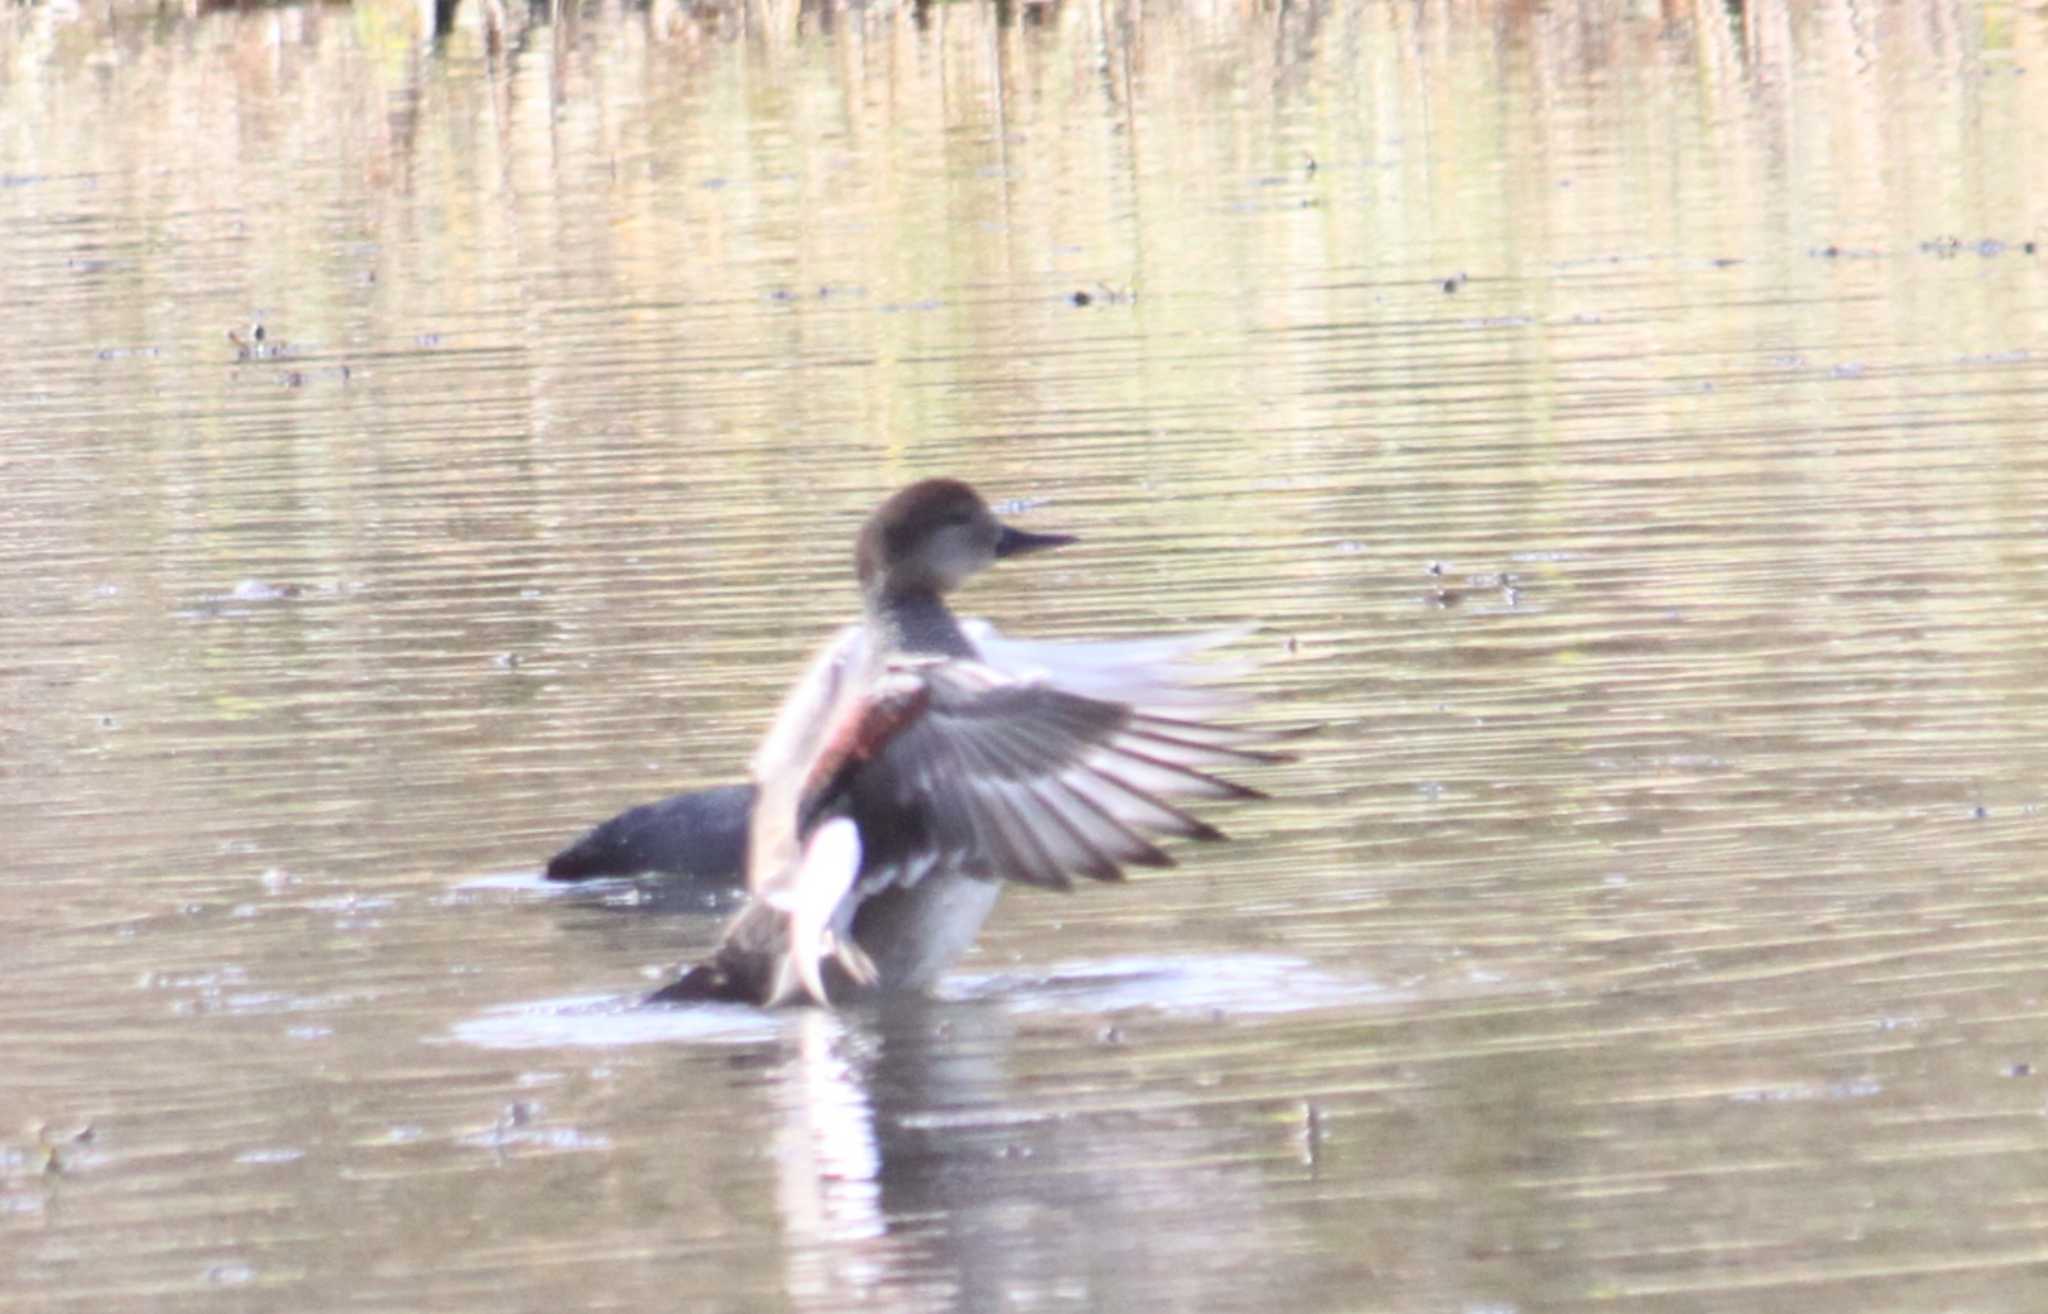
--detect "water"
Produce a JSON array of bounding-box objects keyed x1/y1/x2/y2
[{"x1": 5, "y1": 1, "x2": 2048, "y2": 1309}]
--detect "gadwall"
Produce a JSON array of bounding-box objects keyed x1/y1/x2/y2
[
  {"x1": 647, "y1": 479, "x2": 1296, "y2": 1007},
  {"x1": 545, "y1": 783, "x2": 753, "y2": 887}
]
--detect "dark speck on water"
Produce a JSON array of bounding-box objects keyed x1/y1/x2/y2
[{"x1": 229, "y1": 323, "x2": 290, "y2": 361}]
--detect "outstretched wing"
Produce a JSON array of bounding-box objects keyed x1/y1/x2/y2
[
  {"x1": 962, "y1": 619, "x2": 1257, "y2": 711},
  {"x1": 841, "y1": 658, "x2": 1294, "y2": 893}
]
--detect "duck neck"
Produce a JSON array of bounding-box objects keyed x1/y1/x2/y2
[{"x1": 865, "y1": 585, "x2": 977, "y2": 657}]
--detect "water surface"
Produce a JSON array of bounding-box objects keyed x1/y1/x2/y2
[{"x1": 5, "y1": 1, "x2": 2048, "y2": 1310}]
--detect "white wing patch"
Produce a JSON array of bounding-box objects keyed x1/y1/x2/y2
[{"x1": 763, "y1": 816, "x2": 868, "y2": 1005}]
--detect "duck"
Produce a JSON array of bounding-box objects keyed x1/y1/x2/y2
[
  {"x1": 539, "y1": 489, "x2": 1079, "y2": 891},
  {"x1": 544, "y1": 783, "x2": 753, "y2": 888},
  {"x1": 644, "y1": 478, "x2": 1298, "y2": 1007}
]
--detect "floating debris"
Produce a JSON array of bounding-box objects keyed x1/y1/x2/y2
[{"x1": 228, "y1": 322, "x2": 290, "y2": 361}]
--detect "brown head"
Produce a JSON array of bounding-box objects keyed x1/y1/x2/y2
[{"x1": 854, "y1": 479, "x2": 1075, "y2": 597}]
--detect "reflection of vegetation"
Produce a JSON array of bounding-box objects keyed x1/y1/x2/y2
[{"x1": 3, "y1": 0, "x2": 2042, "y2": 763}]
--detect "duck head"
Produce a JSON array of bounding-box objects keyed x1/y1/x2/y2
[{"x1": 855, "y1": 478, "x2": 1075, "y2": 597}]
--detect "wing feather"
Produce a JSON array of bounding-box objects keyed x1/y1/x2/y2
[{"x1": 841, "y1": 657, "x2": 1292, "y2": 894}]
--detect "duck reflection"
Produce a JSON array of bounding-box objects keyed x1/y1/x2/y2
[{"x1": 757, "y1": 996, "x2": 1285, "y2": 1311}]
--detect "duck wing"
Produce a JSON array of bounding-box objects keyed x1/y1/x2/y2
[
  {"x1": 830, "y1": 658, "x2": 1294, "y2": 894},
  {"x1": 962, "y1": 619, "x2": 1258, "y2": 711}
]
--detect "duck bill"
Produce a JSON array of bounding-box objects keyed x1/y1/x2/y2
[{"x1": 994, "y1": 525, "x2": 1078, "y2": 559}]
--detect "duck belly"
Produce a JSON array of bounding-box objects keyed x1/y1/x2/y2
[{"x1": 849, "y1": 875, "x2": 1004, "y2": 991}]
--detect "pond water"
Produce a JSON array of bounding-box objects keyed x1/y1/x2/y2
[{"x1": 5, "y1": 1, "x2": 2048, "y2": 1309}]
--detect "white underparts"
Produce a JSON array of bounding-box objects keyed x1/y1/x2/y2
[{"x1": 767, "y1": 816, "x2": 865, "y2": 1005}]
